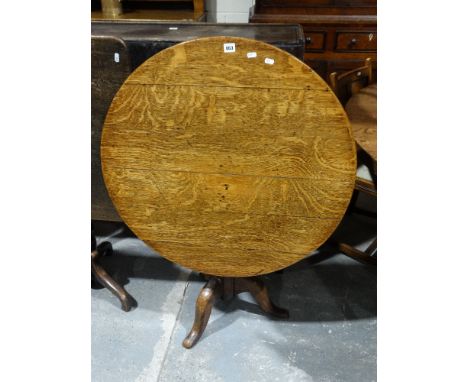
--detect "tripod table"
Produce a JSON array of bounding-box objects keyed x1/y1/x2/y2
[{"x1": 101, "y1": 36, "x2": 356, "y2": 347}]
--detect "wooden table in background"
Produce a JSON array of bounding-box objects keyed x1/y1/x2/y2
[{"x1": 345, "y1": 84, "x2": 377, "y2": 161}]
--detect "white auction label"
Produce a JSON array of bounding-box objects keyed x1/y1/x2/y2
[
  {"x1": 264, "y1": 57, "x2": 275, "y2": 65},
  {"x1": 247, "y1": 52, "x2": 257, "y2": 58},
  {"x1": 114, "y1": 53, "x2": 120, "y2": 63},
  {"x1": 223, "y1": 43, "x2": 236, "y2": 53},
  {"x1": 169, "y1": 27, "x2": 178, "y2": 30}
]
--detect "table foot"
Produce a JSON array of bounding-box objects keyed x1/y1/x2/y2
[
  {"x1": 236, "y1": 277, "x2": 289, "y2": 319},
  {"x1": 183, "y1": 276, "x2": 288, "y2": 349},
  {"x1": 183, "y1": 278, "x2": 222, "y2": 349}
]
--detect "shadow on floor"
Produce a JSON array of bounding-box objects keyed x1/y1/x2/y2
[
  {"x1": 93, "y1": 212, "x2": 376, "y2": 322},
  {"x1": 92, "y1": 209, "x2": 376, "y2": 381}
]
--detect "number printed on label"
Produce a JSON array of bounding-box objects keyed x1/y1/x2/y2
[
  {"x1": 114, "y1": 53, "x2": 120, "y2": 63},
  {"x1": 223, "y1": 43, "x2": 236, "y2": 53}
]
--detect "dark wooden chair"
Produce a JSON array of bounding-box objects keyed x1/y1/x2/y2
[
  {"x1": 330, "y1": 57, "x2": 373, "y2": 105},
  {"x1": 330, "y1": 58, "x2": 377, "y2": 265}
]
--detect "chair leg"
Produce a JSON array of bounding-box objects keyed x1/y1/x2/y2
[
  {"x1": 365, "y1": 238, "x2": 377, "y2": 256},
  {"x1": 338, "y1": 242, "x2": 377, "y2": 266}
]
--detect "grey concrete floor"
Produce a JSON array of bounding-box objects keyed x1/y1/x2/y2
[{"x1": 92, "y1": 197, "x2": 376, "y2": 382}]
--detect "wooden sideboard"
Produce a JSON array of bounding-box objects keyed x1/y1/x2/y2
[{"x1": 249, "y1": 0, "x2": 377, "y2": 83}]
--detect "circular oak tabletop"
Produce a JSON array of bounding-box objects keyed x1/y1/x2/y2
[
  {"x1": 101, "y1": 36, "x2": 356, "y2": 277},
  {"x1": 345, "y1": 84, "x2": 377, "y2": 161}
]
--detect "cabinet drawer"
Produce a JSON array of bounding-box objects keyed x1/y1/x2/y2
[
  {"x1": 304, "y1": 32, "x2": 326, "y2": 51},
  {"x1": 335, "y1": 32, "x2": 376, "y2": 52}
]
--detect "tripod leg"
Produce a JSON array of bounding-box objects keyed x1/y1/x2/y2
[
  {"x1": 183, "y1": 278, "x2": 221, "y2": 349},
  {"x1": 237, "y1": 277, "x2": 289, "y2": 319}
]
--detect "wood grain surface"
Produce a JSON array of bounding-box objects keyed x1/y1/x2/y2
[
  {"x1": 92, "y1": 36, "x2": 132, "y2": 221},
  {"x1": 345, "y1": 83, "x2": 377, "y2": 161},
  {"x1": 101, "y1": 36, "x2": 356, "y2": 277}
]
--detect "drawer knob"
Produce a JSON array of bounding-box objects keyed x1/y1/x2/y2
[
  {"x1": 350, "y1": 38, "x2": 357, "y2": 45},
  {"x1": 306, "y1": 36, "x2": 312, "y2": 43}
]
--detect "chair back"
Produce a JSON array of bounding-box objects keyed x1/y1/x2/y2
[{"x1": 330, "y1": 58, "x2": 373, "y2": 105}]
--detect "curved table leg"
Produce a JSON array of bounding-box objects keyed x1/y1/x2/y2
[
  {"x1": 183, "y1": 276, "x2": 289, "y2": 349},
  {"x1": 237, "y1": 277, "x2": 289, "y2": 319},
  {"x1": 183, "y1": 277, "x2": 222, "y2": 349},
  {"x1": 91, "y1": 245, "x2": 137, "y2": 312}
]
